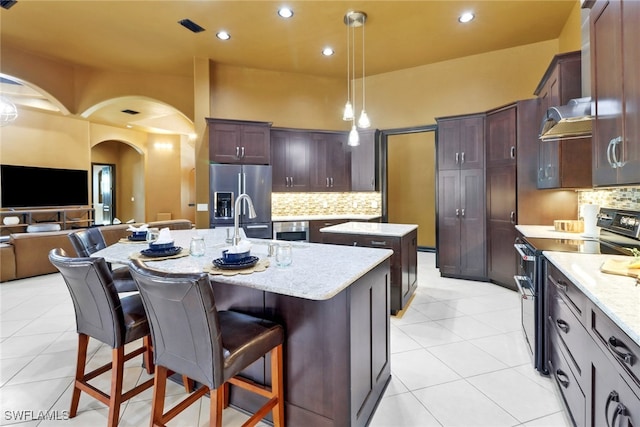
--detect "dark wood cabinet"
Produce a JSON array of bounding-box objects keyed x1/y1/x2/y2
[
  {"x1": 271, "y1": 130, "x2": 310, "y2": 191},
  {"x1": 309, "y1": 219, "x2": 348, "y2": 243},
  {"x1": 437, "y1": 114, "x2": 486, "y2": 280},
  {"x1": 486, "y1": 106, "x2": 517, "y2": 289},
  {"x1": 350, "y1": 129, "x2": 377, "y2": 191},
  {"x1": 591, "y1": 0, "x2": 640, "y2": 186},
  {"x1": 437, "y1": 169, "x2": 486, "y2": 280},
  {"x1": 322, "y1": 228, "x2": 418, "y2": 315},
  {"x1": 545, "y1": 259, "x2": 640, "y2": 427},
  {"x1": 207, "y1": 118, "x2": 271, "y2": 164},
  {"x1": 533, "y1": 51, "x2": 592, "y2": 189},
  {"x1": 310, "y1": 132, "x2": 351, "y2": 192}
]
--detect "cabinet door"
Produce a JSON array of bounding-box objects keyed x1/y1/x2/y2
[
  {"x1": 486, "y1": 106, "x2": 516, "y2": 168},
  {"x1": 459, "y1": 116, "x2": 485, "y2": 170},
  {"x1": 537, "y1": 67, "x2": 561, "y2": 189},
  {"x1": 486, "y1": 164, "x2": 516, "y2": 289},
  {"x1": 618, "y1": 0, "x2": 640, "y2": 184},
  {"x1": 270, "y1": 131, "x2": 310, "y2": 192},
  {"x1": 351, "y1": 129, "x2": 377, "y2": 191},
  {"x1": 437, "y1": 120, "x2": 461, "y2": 170},
  {"x1": 240, "y1": 124, "x2": 270, "y2": 164},
  {"x1": 590, "y1": 344, "x2": 640, "y2": 427},
  {"x1": 460, "y1": 168, "x2": 486, "y2": 278},
  {"x1": 210, "y1": 123, "x2": 241, "y2": 163},
  {"x1": 437, "y1": 169, "x2": 461, "y2": 276},
  {"x1": 592, "y1": 0, "x2": 625, "y2": 185},
  {"x1": 310, "y1": 133, "x2": 350, "y2": 191}
]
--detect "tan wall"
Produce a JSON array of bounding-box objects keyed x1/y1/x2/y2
[
  {"x1": 387, "y1": 132, "x2": 436, "y2": 247},
  {"x1": 558, "y1": 1, "x2": 583, "y2": 54},
  {"x1": 145, "y1": 133, "x2": 183, "y2": 222}
]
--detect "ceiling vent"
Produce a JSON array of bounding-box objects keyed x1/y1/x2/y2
[
  {"x1": 121, "y1": 109, "x2": 140, "y2": 115},
  {"x1": 1, "y1": 0, "x2": 17, "y2": 10},
  {"x1": 178, "y1": 19, "x2": 205, "y2": 33}
]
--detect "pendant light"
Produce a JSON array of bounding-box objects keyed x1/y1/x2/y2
[{"x1": 343, "y1": 11, "x2": 369, "y2": 146}]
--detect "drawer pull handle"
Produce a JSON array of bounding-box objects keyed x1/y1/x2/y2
[
  {"x1": 548, "y1": 275, "x2": 568, "y2": 292},
  {"x1": 605, "y1": 391, "x2": 620, "y2": 427},
  {"x1": 612, "y1": 403, "x2": 627, "y2": 427},
  {"x1": 556, "y1": 319, "x2": 569, "y2": 334},
  {"x1": 555, "y1": 369, "x2": 570, "y2": 388},
  {"x1": 607, "y1": 336, "x2": 636, "y2": 366},
  {"x1": 370, "y1": 240, "x2": 387, "y2": 246}
]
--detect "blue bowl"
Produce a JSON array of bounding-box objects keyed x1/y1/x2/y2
[
  {"x1": 149, "y1": 240, "x2": 175, "y2": 251},
  {"x1": 222, "y1": 249, "x2": 250, "y2": 262}
]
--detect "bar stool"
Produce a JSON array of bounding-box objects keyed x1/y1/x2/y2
[
  {"x1": 68, "y1": 228, "x2": 137, "y2": 292},
  {"x1": 48, "y1": 248, "x2": 154, "y2": 427},
  {"x1": 129, "y1": 260, "x2": 285, "y2": 427}
]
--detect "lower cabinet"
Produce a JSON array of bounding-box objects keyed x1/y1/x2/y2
[
  {"x1": 322, "y1": 228, "x2": 417, "y2": 315},
  {"x1": 545, "y1": 259, "x2": 640, "y2": 427}
]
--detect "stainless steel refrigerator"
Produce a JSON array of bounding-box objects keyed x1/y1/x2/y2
[{"x1": 209, "y1": 164, "x2": 272, "y2": 239}]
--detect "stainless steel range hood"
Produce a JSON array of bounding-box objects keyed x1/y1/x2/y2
[{"x1": 539, "y1": 97, "x2": 592, "y2": 141}]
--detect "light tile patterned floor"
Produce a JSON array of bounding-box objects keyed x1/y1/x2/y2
[{"x1": 0, "y1": 252, "x2": 572, "y2": 426}]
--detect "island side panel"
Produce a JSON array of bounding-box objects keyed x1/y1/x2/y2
[
  {"x1": 211, "y1": 258, "x2": 391, "y2": 426},
  {"x1": 349, "y1": 259, "x2": 391, "y2": 426}
]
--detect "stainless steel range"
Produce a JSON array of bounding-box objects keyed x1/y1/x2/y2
[{"x1": 514, "y1": 208, "x2": 640, "y2": 374}]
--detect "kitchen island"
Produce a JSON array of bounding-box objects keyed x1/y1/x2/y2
[
  {"x1": 320, "y1": 221, "x2": 418, "y2": 314},
  {"x1": 92, "y1": 228, "x2": 393, "y2": 426}
]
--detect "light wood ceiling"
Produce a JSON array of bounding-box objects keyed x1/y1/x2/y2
[{"x1": 0, "y1": 0, "x2": 577, "y2": 133}]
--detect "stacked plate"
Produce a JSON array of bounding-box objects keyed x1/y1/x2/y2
[
  {"x1": 140, "y1": 240, "x2": 182, "y2": 257},
  {"x1": 128, "y1": 231, "x2": 148, "y2": 242},
  {"x1": 213, "y1": 249, "x2": 258, "y2": 270}
]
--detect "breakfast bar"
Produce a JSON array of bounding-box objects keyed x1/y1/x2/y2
[{"x1": 93, "y1": 228, "x2": 393, "y2": 426}]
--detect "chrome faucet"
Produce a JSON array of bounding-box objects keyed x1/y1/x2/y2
[{"x1": 233, "y1": 193, "x2": 257, "y2": 246}]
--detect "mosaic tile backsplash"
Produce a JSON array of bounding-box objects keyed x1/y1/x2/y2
[
  {"x1": 578, "y1": 187, "x2": 640, "y2": 212},
  {"x1": 272, "y1": 192, "x2": 382, "y2": 217}
]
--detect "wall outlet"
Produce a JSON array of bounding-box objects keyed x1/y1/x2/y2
[
  {"x1": 353, "y1": 201, "x2": 359, "y2": 208},
  {"x1": 196, "y1": 203, "x2": 209, "y2": 212},
  {"x1": 371, "y1": 200, "x2": 378, "y2": 209},
  {"x1": 322, "y1": 201, "x2": 328, "y2": 208}
]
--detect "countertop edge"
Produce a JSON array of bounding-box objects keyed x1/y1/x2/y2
[{"x1": 543, "y1": 251, "x2": 640, "y2": 347}]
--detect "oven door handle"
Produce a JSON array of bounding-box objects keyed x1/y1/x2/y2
[
  {"x1": 514, "y1": 275, "x2": 534, "y2": 299},
  {"x1": 514, "y1": 243, "x2": 536, "y2": 262}
]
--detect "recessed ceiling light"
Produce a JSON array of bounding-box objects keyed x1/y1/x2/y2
[
  {"x1": 278, "y1": 7, "x2": 293, "y2": 18},
  {"x1": 458, "y1": 12, "x2": 475, "y2": 23},
  {"x1": 216, "y1": 31, "x2": 231, "y2": 40},
  {"x1": 322, "y1": 47, "x2": 334, "y2": 56}
]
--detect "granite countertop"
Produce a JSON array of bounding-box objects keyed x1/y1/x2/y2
[
  {"x1": 516, "y1": 224, "x2": 595, "y2": 240},
  {"x1": 272, "y1": 214, "x2": 381, "y2": 222},
  {"x1": 543, "y1": 251, "x2": 640, "y2": 347},
  {"x1": 92, "y1": 228, "x2": 392, "y2": 301},
  {"x1": 319, "y1": 221, "x2": 418, "y2": 237}
]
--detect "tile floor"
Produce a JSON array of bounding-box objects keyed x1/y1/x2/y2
[{"x1": 0, "y1": 252, "x2": 572, "y2": 427}]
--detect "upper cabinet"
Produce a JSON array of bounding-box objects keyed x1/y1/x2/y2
[
  {"x1": 309, "y1": 132, "x2": 351, "y2": 192},
  {"x1": 350, "y1": 129, "x2": 378, "y2": 192},
  {"x1": 591, "y1": 0, "x2": 640, "y2": 186},
  {"x1": 271, "y1": 129, "x2": 311, "y2": 192},
  {"x1": 207, "y1": 118, "x2": 271, "y2": 165},
  {"x1": 533, "y1": 51, "x2": 592, "y2": 189},
  {"x1": 437, "y1": 115, "x2": 484, "y2": 171}
]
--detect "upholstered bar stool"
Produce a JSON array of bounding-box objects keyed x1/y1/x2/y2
[
  {"x1": 68, "y1": 228, "x2": 137, "y2": 292},
  {"x1": 129, "y1": 260, "x2": 285, "y2": 427},
  {"x1": 48, "y1": 248, "x2": 154, "y2": 427}
]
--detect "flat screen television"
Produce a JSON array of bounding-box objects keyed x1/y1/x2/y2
[{"x1": 1, "y1": 164, "x2": 89, "y2": 208}]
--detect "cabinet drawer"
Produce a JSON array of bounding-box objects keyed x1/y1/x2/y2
[
  {"x1": 548, "y1": 328, "x2": 585, "y2": 427},
  {"x1": 589, "y1": 303, "x2": 640, "y2": 389},
  {"x1": 546, "y1": 263, "x2": 586, "y2": 321},
  {"x1": 547, "y1": 282, "x2": 589, "y2": 384},
  {"x1": 323, "y1": 233, "x2": 399, "y2": 251}
]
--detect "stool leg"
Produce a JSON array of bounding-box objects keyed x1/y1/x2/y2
[
  {"x1": 271, "y1": 344, "x2": 285, "y2": 427},
  {"x1": 70, "y1": 334, "x2": 89, "y2": 418},
  {"x1": 210, "y1": 387, "x2": 224, "y2": 427},
  {"x1": 108, "y1": 346, "x2": 125, "y2": 427},
  {"x1": 143, "y1": 336, "x2": 154, "y2": 375},
  {"x1": 151, "y1": 365, "x2": 168, "y2": 427}
]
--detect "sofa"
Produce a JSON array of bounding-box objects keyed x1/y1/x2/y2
[{"x1": 0, "y1": 219, "x2": 192, "y2": 282}]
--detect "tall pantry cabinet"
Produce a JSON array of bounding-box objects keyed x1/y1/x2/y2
[{"x1": 436, "y1": 114, "x2": 487, "y2": 280}]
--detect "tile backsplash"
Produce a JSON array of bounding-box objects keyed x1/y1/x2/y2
[
  {"x1": 577, "y1": 187, "x2": 640, "y2": 211},
  {"x1": 272, "y1": 192, "x2": 382, "y2": 217}
]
